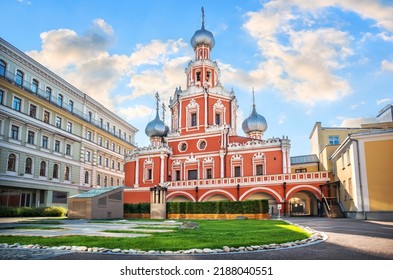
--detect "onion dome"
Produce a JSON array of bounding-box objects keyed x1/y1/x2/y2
[
  {"x1": 145, "y1": 111, "x2": 167, "y2": 137},
  {"x1": 191, "y1": 7, "x2": 215, "y2": 50},
  {"x1": 145, "y1": 93, "x2": 168, "y2": 138},
  {"x1": 242, "y1": 90, "x2": 268, "y2": 134}
]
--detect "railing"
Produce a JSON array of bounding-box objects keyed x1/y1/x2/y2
[
  {"x1": 168, "y1": 171, "x2": 329, "y2": 188},
  {"x1": 0, "y1": 70, "x2": 135, "y2": 145}
]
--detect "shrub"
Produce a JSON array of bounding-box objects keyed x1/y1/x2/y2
[{"x1": 42, "y1": 206, "x2": 67, "y2": 217}]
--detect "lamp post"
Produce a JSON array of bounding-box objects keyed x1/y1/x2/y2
[
  {"x1": 236, "y1": 184, "x2": 240, "y2": 201},
  {"x1": 195, "y1": 186, "x2": 199, "y2": 202}
]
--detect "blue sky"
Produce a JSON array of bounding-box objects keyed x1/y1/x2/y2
[{"x1": 2, "y1": 0, "x2": 393, "y2": 156}]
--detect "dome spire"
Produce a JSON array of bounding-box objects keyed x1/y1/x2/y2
[
  {"x1": 201, "y1": 6, "x2": 205, "y2": 29},
  {"x1": 145, "y1": 92, "x2": 168, "y2": 140}
]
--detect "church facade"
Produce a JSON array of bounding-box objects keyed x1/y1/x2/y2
[{"x1": 124, "y1": 10, "x2": 330, "y2": 216}]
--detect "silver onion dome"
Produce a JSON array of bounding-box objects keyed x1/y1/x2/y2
[
  {"x1": 242, "y1": 105, "x2": 268, "y2": 134},
  {"x1": 145, "y1": 111, "x2": 168, "y2": 137},
  {"x1": 191, "y1": 7, "x2": 215, "y2": 50}
]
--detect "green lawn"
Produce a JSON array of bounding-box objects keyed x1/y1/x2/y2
[{"x1": 0, "y1": 219, "x2": 310, "y2": 251}]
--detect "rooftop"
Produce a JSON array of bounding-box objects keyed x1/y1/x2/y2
[
  {"x1": 69, "y1": 186, "x2": 123, "y2": 198},
  {"x1": 291, "y1": 154, "x2": 319, "y2": 165}
]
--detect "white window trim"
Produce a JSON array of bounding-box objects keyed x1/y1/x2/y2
[
  {"x1": 6, "y1": 152, "x2": 19, "y2": 175},
  {"x1": 143, "y1": 158, "x2": 154, "y2": 183},
  {"x1": 230, "y1": 154, "x2": 243, "y2": 177},
  {"x1": 12, "y1": 94, "x2": 23, "y2": 112}
]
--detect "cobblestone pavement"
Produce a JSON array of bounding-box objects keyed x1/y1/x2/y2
[{"x1": 0, "y1": 247, "x2": 73, "y2": 260}]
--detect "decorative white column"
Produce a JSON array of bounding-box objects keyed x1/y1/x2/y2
[
  {"x1": 134, "y1": 156, "x2": 139, "y2": 188},
  {"x1": 220, "y1": 150, "x2": 225, "y2": 178},
  {"x1": 160, "y1": 153, "x2": 165, "y2": 184}
]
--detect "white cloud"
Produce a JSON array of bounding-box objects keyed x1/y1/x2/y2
[
  {"x1": 117, "y1": 105, "x2": 154, "y2": 122},
  {"x1": 339, "y1": 117, "x2": 377, "y2": 127},
  {"x1": 278, "y1": 113, "x2": 286, "y2": 124},
  {"x1": 381, "y1": 60, "x2": 393, "y2": 72},
  {"x1": 26, "y1": 19, "x2": 190, "y2": 109},
  {"x1": 377, "y1": 98, "x2": 393, "y2": 105}
]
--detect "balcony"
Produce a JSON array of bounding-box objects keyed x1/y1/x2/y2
[{"x1": 168, "y1": 171, "x2": 329, "y2": 188}]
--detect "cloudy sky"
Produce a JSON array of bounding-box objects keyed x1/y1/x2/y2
[{"x1": 2, "y1": 0, "x2": 393, "y2": 156}]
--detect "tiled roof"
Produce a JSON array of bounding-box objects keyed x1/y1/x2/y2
[{"x1": 290, "y1": 154, "x2": 319, "y2": 165}]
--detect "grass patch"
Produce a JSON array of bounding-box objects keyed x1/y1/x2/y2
[
  {"x1": 20, "y1": 220, "x2": 65, "y2": 225},
  {"x1": 0, "y1": 220, "x2": 310, "y2": 251}
]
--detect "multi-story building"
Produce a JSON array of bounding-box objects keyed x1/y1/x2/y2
[
  {"x1": 124, "y1": 10, "x2": 330, "y2": 217},
  {"x1": 0, "y1": 37, "x2": 137, "y2": 209},
  {"x1": 330, "y1": 129, "x2": 393, "y2": 221}
]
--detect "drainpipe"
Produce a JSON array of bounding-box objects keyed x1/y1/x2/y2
[{"x1": 353, "y1": 138, "x2": 366, "y2": 220}]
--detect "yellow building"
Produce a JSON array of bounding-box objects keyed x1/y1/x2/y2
[
  {"x1": 290, "y1": 154, "x2": 320, "y2": 173},
  {"x1": 330, "y1": 130, "x2": 393, "y2": 221}
]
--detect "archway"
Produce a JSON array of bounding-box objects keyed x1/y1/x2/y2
[
  {"x1": 203, "y1": 194, "x2": 230, "y2": 202},
  {"x1": 168, "y1": 196, "x2": 193, "y2": 202},
  {"x1": 244, "y1": 192, "x2": 278, "y2": 217},
  {"x1": 287, "y1": 190, "x2": 321, "y2": 216}
]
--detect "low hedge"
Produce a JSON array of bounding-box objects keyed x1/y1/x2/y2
[
  {"x1": 124, "y1": 200, "x2": 269, "y2": 215},
  {"x1": 0, "y1": 206, "x2": 67, "y2": 217}
]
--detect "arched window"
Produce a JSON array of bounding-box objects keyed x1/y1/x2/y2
[
  {"x1": 40, "y1": 161, "x2": 46, "y2": 176},
  {"x1": 53, "y1": 164, "x2": 59, "y2": 179},
  {"x1": 110, "y1": 177, "x2": 114, "y2": 186},
  {"x1": 104, "y1": 176, "x2": 108, "y2": 186},
  {"x1": 7, "y1": 154, "x2": 16, "y2": 172},
  {"x1": 0, "y1": 60, "x2": 6, "y2": 77},
  {"x1": 65, "y1": 167, "x2": 70, "y2": 181},
  {"x1": 116, "y1": 178, "x2": 120, "y2": 185},
  {"x1": 25, "y1": 157, "x2": 32, "y2": 174},
  {"x1": 97, "y1": 174, "x2": 101, "y2": 186},
  {"x1": 15, "y1": 70, "x2": 24, "y2": 86},
  {"x1": 31, "y1": 79, "x2": 39, "y2": 94},
  {"x1": 84, "y1": 171, "x2": 89, "y2": 184}
]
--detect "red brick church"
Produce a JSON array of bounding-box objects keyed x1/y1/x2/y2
[{"x1": 124, "y1": 9, "x2": 329, "y2": 216}]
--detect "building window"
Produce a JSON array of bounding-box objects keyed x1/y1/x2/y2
[
  {"x1": 295, "y1": 168, "x2": 307, "y2": 173},
  {"x1": 45, "y1": 87, "x2": 52, "y2": 100},
  {"x1": 53, "y1": 164, "x2": 59, "y2": 179},
  {"x1": 256, "y1": 164, "x2": 263, "y2": 175},
  {"x1": 15, "y1": 70, "x2": 24, "y2": 86},
  {"x1": 85, "y1": 151, "x2": 91, "y2": 162},
  {"x1": 66, "y1": 121, "x2": 72, "y2": 133},
  {"x1": 111, "y1": 160, "x2": 115, "y2": 169},
  {"x1": 7, "y1": 154, "x2": 16, "y2": 171},
  {"x1": 97, "y1": 174, "x2": 101, "y2": 186},
  {"x1": 11, "y1": 125, "x2": 19, "y2": 140},
  {"x1": 105, "y1": 140, "x2": 109, "y2": 149},
  {"x1": 104, "y1": 176, "x2": 108, "y2": 186},
  {"x1": 198, "y1": 140, "x2": 207, "y2": 150},
  {"x1": 84, "y1": 171, "x2": 89, "y2": 184},
  {"x1": 54, "y1": 140, "x2": 60, "y2": 152},
  {"x1": 65, "y1": 144, "x2": 71, "y2": 156},
  {"x1": 117, "y1": 178, "x2": 120, "y2": 186},
  {"x1": 215, "y1": 113, "x2": 221, "y2": 125},
  {"x1": 31, "y1": 79, "x2": 39, "y2": 94},
  {"x1": 29, "y1": 104, "x2": 37, "y2": 118},
  {"x1": 106, "y1": 122, "x2": 110, "y2": 131},
  {"x1": 27, "y1": 131, "x2": 35, "y2": 145},
  {"x1": 196, "y1": 71, "x2": 201, "y2": 82},
  {"x1": 25, "y1": 157, "x2": 32, "y2": 174},
  {"x1": 55, "y1": 116, "x2": 62, "y2": 128},
  {"x1": 57, "y1": 94, "x2": 63, "y2": 107},
  {"x1": 68, "y1": 100, "x2": 74, "y2": 112},
  {"x1": 98, "y1": 137, "x2": 102, "y2": 146},
  {"x1": 42, "y1": 136, "x2": 48, "y2": 149},
  {"x1": 43, "y1": 110, "x2": 50, "y2": 124},
  {"x1": 179, "y1": 142, "x2": 187, "y2": 152},
  {"x1": 110, "y1": 177, "x2": 114, "y2": 186},
  {"x1": 0, "y1": 60, "x2": 6, "y2": 76},
  {"x1": 40, "y1": 161, "x2": 46, "y2": 176},
  {"x1": 234, "y1": 166, "x2": 241, "y2": 177},
  {"x1": 0, "y1": 89, "x2": 4, "y2": 105},
  {"x1": 188, "y1": 169, "x2": 198, "y2": 180},
  {"x1": 105, "y1": 158, "x2": 109, "y2": 167},
  {"x1": 13, "y1": 97, "x2": 21, "y2": 111},
  {"x1": 328, "y1": 135, "x2": 339, "y2": 145},
  {"x1": 191, "y1": 113, "x2": 197, "y2": 127},
  {"x1": 65, "y1": 167, "x2": 70, "y2": 181},
  {"x1": 206, "y1": 168, "x2": 212, "y2": 179},
  {"x1": 88, "y1": 111, "x2": 92, "y2": 122},
  {"x1": 175, "y1": 170, "x2": 181, "y2": 181},
  {"x1": 112, "y1": 143, "x2": 115, "y2": 151},
  {"x1": 146, "y1": 169, "x2": 152, "y2": 180},
  {"x1": 117, "y1": 162, "x2": 121, "y2": 171},
  {"x1": 87, "y1": 131, "x2": 92, "y2": 141},
  {"x1": 100, "y1": 118, "x2": 103, "y2": 128},
  {"x1": 52, "y1": 191, "x2": 67, "y2": 204}
]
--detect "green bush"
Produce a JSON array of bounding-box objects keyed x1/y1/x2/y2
[
  {"x1": 0, "y1": 206, "x2": 67, "y2": 217},
  {"x1": 124, "y1": 200, "x2": 269, "y2": 215},
  {"x1": 42, "y1": 206, "x2": 67, "y2": 217}
]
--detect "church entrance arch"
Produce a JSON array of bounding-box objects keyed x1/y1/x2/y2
[{"x1": 243, "y1": 192, "x2": 278, "y2": 217}]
